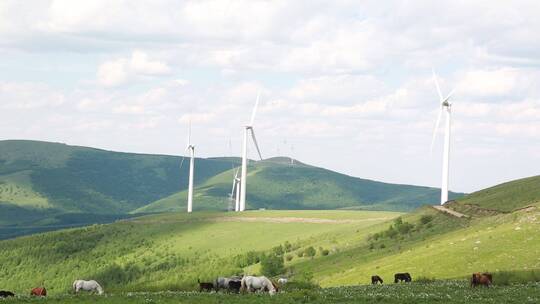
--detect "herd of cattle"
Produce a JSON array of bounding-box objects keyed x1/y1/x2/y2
[
  {"x1": 371, "y1": 272, "x2": 493, "y2": 287},
  {"x1": 0, "y1": 272, "x2": 494, "y2": 298}
]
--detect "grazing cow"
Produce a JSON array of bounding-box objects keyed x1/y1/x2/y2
[
  {"x1": 228, "y1": 280, "x2": 242, "y2": 293},
  {"x1": 215, "y1": 276, "x2": 242, "y2": 292},
  {"x1": 471, "y1": 273, "x2": 492, "y2": 287},
  {"x1": 198, "y1": 279, "x2": 214, "y2": 292},
  {"x1": 30, "y1": 287, "x2": 47, "y2": 296},
  {"x1": 371, "y1": 275, "x2": 384, "y2": 285},
  {"x1": 0, "y1": 290, "x2": 15, "y2": 298},
  {"x1": 241, "y1": 275, "x2": 277, "y2": 295},
  {"x1": 394, "y1": 273, "x2": 412, "y2": 283},
  {"x1": 73, "y1": 280, "x2": 104, "y2": 295}
]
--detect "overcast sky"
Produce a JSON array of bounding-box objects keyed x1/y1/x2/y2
[{"x1": 1, "y1": 0, "x2": 539, "y2": 193}]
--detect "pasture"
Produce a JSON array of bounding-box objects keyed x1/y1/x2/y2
[
  {"x1": 1, "y1": 281, "x2": 539, "y2": 303},
  {"x1": 0, "y1": 210, "x2": 401, "y2": 294}
]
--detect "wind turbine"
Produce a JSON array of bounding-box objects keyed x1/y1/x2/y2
[
  {"x1": 180, "y1": 120, "x2": 195, "y2": 213},
  {"x1": 239, "y1": 93, "x2": 263, "y2": 212},
  {"x1": 430, "y1": 69, "x2": 455, "y2": 205},
  {"x1": 229, "y1": 168, "x2": 241, "y2": 211}
]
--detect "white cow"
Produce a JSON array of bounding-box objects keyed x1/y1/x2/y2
[
  {"x1": 73, "y1": 280, "x2": 104, "y2": 295},
  {"x1": 241, "y1": 276, "x2": 277, "y2": 295}
]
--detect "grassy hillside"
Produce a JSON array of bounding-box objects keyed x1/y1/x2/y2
[
  {"x1": 0, "y1": 140, "x2": 465, "y2": 239},
  {"x1": 450, "y1": 175, "x2": 540, "y2": 214},
  {"x1": 0, "y1": 206, "x2": 538, "y2": 295},
  {"x1": 0, "y1": 140, "x2": 236, "y2": 236},
  {"x1": 137, "y1": 159, "x2": 464, "y2": 213},
  {"x1": 0, "y1": 210, "x2": 400, "y2": 294},
  {"x1": 0, "y1": 174, "x2": 539, "y2": 297}
]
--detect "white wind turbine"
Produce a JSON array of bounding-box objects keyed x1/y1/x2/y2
[
  {"x1": 239, "y1": 93, "x2": 263, "y2": 212},
  {"x1": 229, "y1": 168, "x2": 241, "y2": 211},
  {"x1": 180, "y1": 121, "x2": 195, "y2": 213},
  {"x1": 430, "y1": 69, "x2": 456, "y2": 205}
]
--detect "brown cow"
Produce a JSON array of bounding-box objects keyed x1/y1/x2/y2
[
  {"x1": 30, "y1": 287, "x2": 47, "y2": 296},
  {"x1": 471, "y1": 273, "x2": 492, "y2": 287}
]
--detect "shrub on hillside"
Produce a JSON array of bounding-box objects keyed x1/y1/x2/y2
[
  {"x1": 272, "y1": 245, "x2": 284, "y2": 256},
  {"x1": 420, "y1": 215, "x2": 434, "y2": 225},
  {"x1": 304, "y1": 246, "x2": 316, "y2": 259},
  {"x1": 260, "y1": 253, "x2": 285, "y2": 277}
]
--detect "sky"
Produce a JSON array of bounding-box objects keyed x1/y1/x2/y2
[{"x1": 1, "y1": 0, "x2": 539, "y2": 193}]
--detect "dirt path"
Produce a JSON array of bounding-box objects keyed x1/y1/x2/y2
[
  {"x1": 213, "y1": 216, "x2": 394, "y2": 224},
  {"x1": 432, "y1": 205, "x2": 469, "y2": 218}
]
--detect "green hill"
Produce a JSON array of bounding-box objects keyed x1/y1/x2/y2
[
  {"x1": 137, "y1": 158, "x2": 463, "y2": 213},
  {"x1": 0, "y1": 140, "x2": 465, "y2": 239},
  {"x1": 0, "y1": 140, "x2": 235, "y2": 238},
  {"x1": 448, "y1": 175, "x2": 540, "y2": 214}
]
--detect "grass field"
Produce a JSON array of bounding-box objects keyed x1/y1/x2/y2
[
  {"x1": 0, "y1": 210, "x2": 401, "y2": 295},
  {"x1": 1, "y1": 282, "x2": 539, "y2": 303}
]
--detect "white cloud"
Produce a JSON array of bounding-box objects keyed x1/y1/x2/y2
[
  {"x1": 97, "y1": 51, "x2": 171, "y2": 87},
  {"x1": 0, "y1": 82, "x2": 65, "y2": 109}
]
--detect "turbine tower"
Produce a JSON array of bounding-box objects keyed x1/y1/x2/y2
[
  {"x1": 430, "y1": 69, "x2": 455, "y2": 205},
  {"x1": 180, "y1": 121, "x2": 195, "y2": 213},
  {"x1": 239, "y1": 93, "x2": 263, "y2": 212}
]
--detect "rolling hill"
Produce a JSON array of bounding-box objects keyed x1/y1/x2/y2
[
  {"x1": 0, "y1": 175, "x2": 538, "y2": 295},
  {"x1": 0, "y1": 140, "x2": 464, "y2": 238},
  {"x1": 136, "y1": 158, "x2": 464, "y2": 213},
  {"x1": 447, "y1": 175, "x2": 540, "y2": 214}
]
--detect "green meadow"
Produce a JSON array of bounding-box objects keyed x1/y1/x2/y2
[
  {"x1": 0, "y1": 210, "x2": 401, "y2": 294},
  {"x1": 2, "y1": 282, "x2": 539, "y2": 304}
]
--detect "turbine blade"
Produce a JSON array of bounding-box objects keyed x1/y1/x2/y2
[
  {"x1": 444, "y1": 88, "x2": 456, "y2": 103},
  {"x1": 179, "y1": 146, "x2": 190, "y2": 170},
  {"x1": 179, "y1": 155, "x2": 186, "y2": 171},
  {"x1": 250, "y1": 129, "x2": 263, "y2": 160},
  {"x1": 231, "y1": 174, "x2": 237, "y2": 197},
  {"x1": 249, "y1": 91, "x2": 260, "y2": 126},
  {"x1": 188, "y1": 118, "x2": 192, "y2": 146},
  {"x1": 430, "y1": 107, "x2": 443, "y2": 154},
  {"x1": 432, "y1": 68, "x2": 443, "y2": 101}
]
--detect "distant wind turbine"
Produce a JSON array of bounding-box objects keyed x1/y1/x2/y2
[
  {"x1": 239, "y1": 93, "x2": 264, "y2": 212},
  {"x1": 230, "y1": 168, "x2": 241, "y2": 211},
  {"x1": 180, "y1": 120, "x2": 195, "y2": 213},
  {"x1": 430, "y1": 69, "x2": 456, "y2": 205}
]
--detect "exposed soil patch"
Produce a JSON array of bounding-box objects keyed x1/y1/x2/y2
[{"x1": 212, "y1": 216, "x2": 394, "y2": 224}]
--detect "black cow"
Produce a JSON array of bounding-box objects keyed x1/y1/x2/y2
[
  {"x1": 228, "y1": 280, "x2": 242, "y2": 293},
  {"x1": 394, "y1": 273, "x2": 412, "y2": 283},
  {"x1": 198, "y1": 279, "x2": 214, "y2": 292},
  {"x1": 371, "y1": 275, "x2": 384, "y2": 284},
  {"x1": 0, "y1": 290, "x2": 15, "y2": 298}
]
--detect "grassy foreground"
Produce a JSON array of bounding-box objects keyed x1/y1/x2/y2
[
  {"x1": 0, "y1": 210, "x2": 401, "y2": 294},
  {"x1": 3, "y1": 282, "x2": 539, "y2": 304}
]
